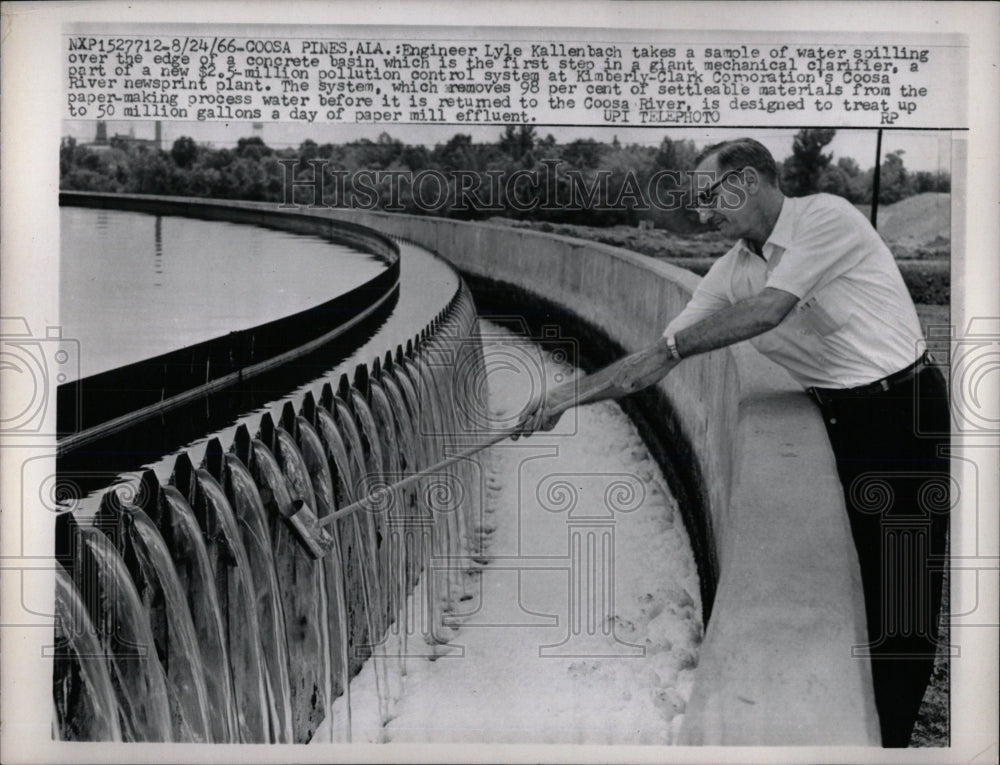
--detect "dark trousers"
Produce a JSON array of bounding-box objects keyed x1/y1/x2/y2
[{"x1": 810, "y1": 363, "x2": 950, "y2": 747}]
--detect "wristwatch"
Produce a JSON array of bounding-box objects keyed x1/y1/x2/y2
[{"x1": 665, "y1": 334, "x2": 682, "y2": 361}]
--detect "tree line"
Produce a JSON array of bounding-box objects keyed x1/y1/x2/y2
[
  {"x1": 60, "y1": 127, "x2": 948, "y2": 232},
  {"x1": 779, "y1": 128, "x2": 949, "y2": 204}
]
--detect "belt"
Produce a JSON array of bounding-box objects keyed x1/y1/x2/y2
[{"x1": 808, "y1": 352, "x2": 934, "y2": 401}]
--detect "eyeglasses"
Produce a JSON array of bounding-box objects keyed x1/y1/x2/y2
[{"x1": 694, "y1": 168, "x2": 743, "y2": 208}]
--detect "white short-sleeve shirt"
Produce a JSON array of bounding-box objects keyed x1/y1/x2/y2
[{"x1": 663, "y1": 193, "x2": 926, "y2": 389}]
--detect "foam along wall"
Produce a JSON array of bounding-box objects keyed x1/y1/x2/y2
[
  {"x1": 52, "y1": 196, "x2": 878, "y2": 745},
  {"x1": 321, "y1": 209, "x2": 881, "y2": 746}
]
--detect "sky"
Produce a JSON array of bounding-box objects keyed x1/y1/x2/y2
[{"x1": 62, "y1": 119, "x2": 954, "y2": 174}]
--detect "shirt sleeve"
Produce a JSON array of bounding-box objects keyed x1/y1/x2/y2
[
  {"x1": 662, "y1": 257, "x2": 733, "y2": 337},
  {"x1": 764, "y1": 197, "x2": 868, "y2": 300}
]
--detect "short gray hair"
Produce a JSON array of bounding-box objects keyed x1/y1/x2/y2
[{"x1": 695, "y1": 138, "x2": 779, "y2": 184}]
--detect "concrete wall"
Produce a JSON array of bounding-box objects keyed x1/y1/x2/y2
[
  {"x1": 322, "y1": 210, "x2": 881, "y2": 746},
  {"x1": 59, "y1": 193, "x2": 878, "y2": 744}
]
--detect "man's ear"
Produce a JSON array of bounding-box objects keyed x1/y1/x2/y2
[{"x1": 741, "y1": 167, "x2": 761, "y2": 193}]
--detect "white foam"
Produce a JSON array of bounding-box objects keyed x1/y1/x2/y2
[{"x1": 318, "y1": 322, "x2": 703, "y2": 745}]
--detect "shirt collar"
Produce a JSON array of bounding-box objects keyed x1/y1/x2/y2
[
  {"x1": 737, "y1": 196, "x2": 792, "y2": 262},
  {"x1": 764, "y1": 196, "x2": 794, "y2": 249}
]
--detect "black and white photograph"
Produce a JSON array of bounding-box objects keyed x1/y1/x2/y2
[{"x1": 1, "y1": 2, "x2": 997, "y2": 763}]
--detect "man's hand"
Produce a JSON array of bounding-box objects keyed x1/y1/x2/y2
[{"x1": 509, "y1": 339, "x2": 683, "y2": 440}]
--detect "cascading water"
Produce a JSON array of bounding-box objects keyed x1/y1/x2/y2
[
  {"x1": 66, "y1": 522, "x2": 174, "y2": 741},
  {"x1": 53, "y1": 566, "x2": 122, "y2": 742},
  {"x1": 293, "y1": 396, "x2": 354, "y2": 738},
  {"x1": 220, "y1": 435, "x2": 295, "y2": 742},
  {"x1": 94, "y1": 493, "x2": 213, "y2": 743},
  {"x1": 253, "y1": 410, "x2": 333, "y2": 742},
  {"x1": 53, "y1": 286, "x2": 487, "y2": 743},
  {"x1": 174, "y1": 452, "x2": 271, "y2": 742},
  {"x1": 158, "y1": 482, "x2": 237, "y2": 742}
]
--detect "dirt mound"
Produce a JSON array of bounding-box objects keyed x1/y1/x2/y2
[{"x1": 875, "y1": 192, "x2": 951, "y2": 247}]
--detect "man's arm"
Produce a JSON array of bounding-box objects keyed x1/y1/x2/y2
[
  {"x1": 515, "y1": 287, "x2": 798, "y2": 436},
  {"x1": 513, "y1": 339, "x2": 680, "y2": 437},
  {"x1": 673, "y1": 287, "x2": 798, "y2": 357}
]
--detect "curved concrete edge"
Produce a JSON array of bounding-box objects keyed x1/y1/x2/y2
[
  {"x1": 678, "y1": 342, "x2": 880, "y2": 745},
  {"x1": 317, "y1": 209, "x2": 880, "y2": 746},
  {"x1": 56, "y1": 193, "x2": 401, "y2": 447},
  {"x1": 59, "y1": 191, "x2": 402, "y2": 264}
]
